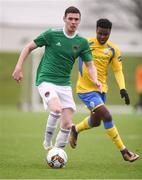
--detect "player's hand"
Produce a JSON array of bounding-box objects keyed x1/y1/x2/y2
[
  {"x1": 95, "y1": 80, "x2": 102, "y2": 93},
  {"x1": 12, "y1": 66, "x2": 23, "y2": 83},
  {"x1": 120, "y1": 89, "x2": 130, "y2": 105}
]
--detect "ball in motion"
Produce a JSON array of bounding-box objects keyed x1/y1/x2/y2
[{"x1": 46, "y1": 147, "x2": 68, "y2": 168}]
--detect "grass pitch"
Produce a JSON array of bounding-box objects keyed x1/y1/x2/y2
[{"x1": 0, "y1": 107, "x2": 142, "y2": 179}]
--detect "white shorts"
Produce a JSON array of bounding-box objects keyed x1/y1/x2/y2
[{"x1": 37, "y1": 82, "x2": 76, "y2": 111}]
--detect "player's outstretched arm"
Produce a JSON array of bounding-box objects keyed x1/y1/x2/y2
[
  {"x1": 12, "y1": 41, "x2": 37, "y2": 83},
  {"x1": 84, "y1": 61, "x2": 102, "y2": 92},
  {"x1": 114, "y1": 70, "x2": 130, "y2": 105}
]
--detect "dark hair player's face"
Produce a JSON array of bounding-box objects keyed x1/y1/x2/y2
[
  {"x1": 96, "y1": 27, "x2": 111, "y2": 44},
  {"x1": 64, "y1": 13, "x2": 80, "y2": 34}
]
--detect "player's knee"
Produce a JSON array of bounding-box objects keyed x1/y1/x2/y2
[
  {"x1": 51, "y1": 107, "x2": 62, "y2": 114},
  {"x1": 93, "y1": 120, "x2": 101, "y2": 127},
  {"x1": 91, "y1": 117, "x2": 101, "y2": 127},
  {"x1": 56, "y1": 108, "x2": 62, "y2": 114},
  {"x1": 91, "y1": 121, "x2": 101, "y2": 127},
  {"x1": 95, "y1": 105, "x2": 112, "y2": 122},
  {"x1": 48, "y1": 98, "x2": 62, "y2": 114},
  {"x1": 90, "y1": 112, "x2": 101, "y2": 127},
  {"x1": 103, "y1": 111, "x2": 112, "y2": 122},
  {"x1": 61, "y1": 122, "x2": 72, "y2": 130}
]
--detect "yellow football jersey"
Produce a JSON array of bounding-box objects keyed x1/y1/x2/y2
[{"x1": 77, "y1": 37, "x2": 125, "y2": 93}]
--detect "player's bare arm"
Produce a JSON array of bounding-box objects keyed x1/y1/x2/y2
[
  {"x1": 84, "y1": 61, "x2": 102, "y2": 92},
  {"x1": 12, "y1": 41, "x2": 37, "y2": 83}
]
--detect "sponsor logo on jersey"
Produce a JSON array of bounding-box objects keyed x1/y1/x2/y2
[{"x1": 56, "y1": 42, "x2": 61, "y2": 46}]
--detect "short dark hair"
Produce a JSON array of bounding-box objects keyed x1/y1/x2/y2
[
  {"x1": 97, "y1": 19, "x2": 112, "y2": 29},
  {"x1": 64, "y1": 6, "x2": 81, "y2": 17}
]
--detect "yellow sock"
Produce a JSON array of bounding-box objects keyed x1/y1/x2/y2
[
  {"x1": 76, "y1": 116, "x2": 91, "y2": 133},
  {"x1": 106, "y1": 126, "x2": 125, "y2": 150}
]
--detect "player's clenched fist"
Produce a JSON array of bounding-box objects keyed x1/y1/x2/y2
[
  {"x1": 12, "y1": 67, "x2": 23, "y2": 83},
  {"x1": 95, "y1": 80, "x2": 102, "y2": 93}
]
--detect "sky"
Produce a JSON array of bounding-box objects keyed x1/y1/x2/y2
[
  {"x1": 0, "y1": 0, "x2": 80, "y2": 26},
  {"x1": 1, "y1": 0, "x2": 142, "y2": 52}
]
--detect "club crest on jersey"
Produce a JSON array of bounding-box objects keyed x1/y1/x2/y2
[
  {"x1": 72, "y1": 45, "x2": 79, "y2": 52},
  {"x1": 104, "y1": 48, "x2": 109, "y2": 55}
]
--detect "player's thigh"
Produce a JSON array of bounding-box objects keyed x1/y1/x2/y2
[
  {"x1": 37, "y1": 82, "x2": 62, "y2": 112},
  {"x1": 58, "y1": 86, "x2": 76, "y2": 112},
  {"x1": 48, "y1": 97, "x2": 62, "y2": 113}
]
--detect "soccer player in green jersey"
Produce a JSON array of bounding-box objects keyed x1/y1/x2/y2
[{"x1": 12, "y1": 6, "x2": 102, "y2": 150}]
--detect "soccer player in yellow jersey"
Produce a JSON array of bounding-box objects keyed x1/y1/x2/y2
[{"x1": 69, "y1": 19, "x2": 139, "y2": 162}]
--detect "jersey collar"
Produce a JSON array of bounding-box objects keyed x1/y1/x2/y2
[
  {"x1": 96, "y1": 38, "x2": 108, "y2": 46},
  {"x1": 63, "y1": 26, "x2": 77, "y2": 39}
]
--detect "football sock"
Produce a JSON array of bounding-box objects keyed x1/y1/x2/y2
[
  {"x1": 44, "y1": 112, "x2": 60, "y2": 146},
  {"x1": 76, "y1": 116, "x2": 92, "y2": 133},
  {"x1": 55, "y1": 128, "x2": 70, "y2": 148},
  {"x1": 103, "y1": 121, "x2": 125, "y2": 150}
]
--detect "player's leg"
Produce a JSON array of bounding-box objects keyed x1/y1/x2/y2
[
  {"x1": 55, "y1": 108, "x2": 74, "y2": 148},
  {"x1": 38, "y1": 82, "x2": 62, "y2": 150},
  {"x1": 94, "y1": 105, "x2": 126, "y2": 150},
  {"x1": 77, "y1": 91, "x2": 103, "y2": 131},
  {"x1": 76, "y1": 110, "x2": 101, "y2": 132},
  {"x1": 69, "y1": 91, "x2": 103, "y2": 148},
  {"x1": 70, "y1": 111, "x2": 101, "y2": 148},
  {"x1": 54, "y1": 86, "x2": 76, "y2": 148},
  {"x1": 97, "y1": 105, "x2": 139, "y2": 162},
  {"x1": 43, "y1": 109, "x2": 60, "y2": 150}
]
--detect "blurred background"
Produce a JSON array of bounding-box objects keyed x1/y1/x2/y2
[{"x1": 0, "y1": 0, "x2": 142, "y2": 113}]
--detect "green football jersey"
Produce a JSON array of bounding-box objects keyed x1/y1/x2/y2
[{"x1": 34, "y1": 28, "x2": 92, "y2": 86}]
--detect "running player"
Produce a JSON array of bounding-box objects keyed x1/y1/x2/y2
[
  {"x1": 12, "y1": 7, "x2": 101, "y2": 151},
  {"x1": 69, "y1": 19, "x2": 139, "y2": 162}
]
